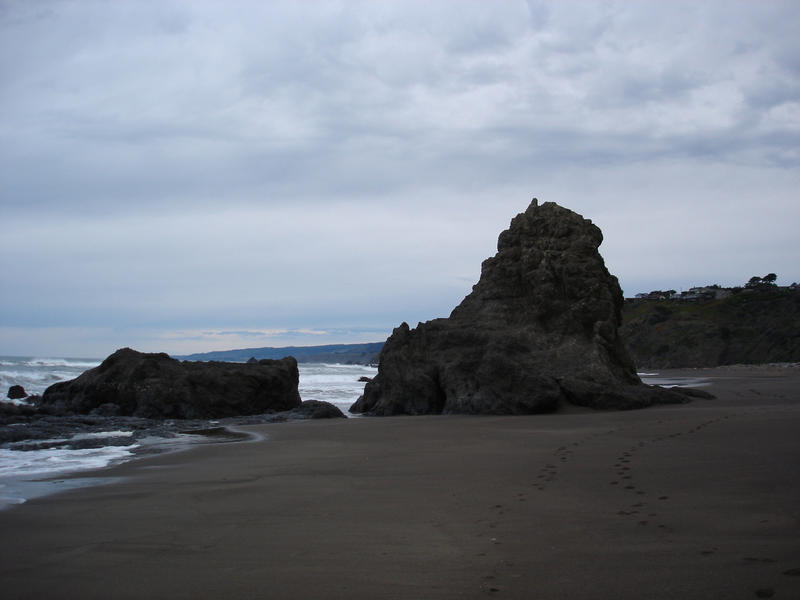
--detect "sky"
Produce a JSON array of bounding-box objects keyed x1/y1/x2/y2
[{"x1": 1, "y1": 0, "x2": 798, "y2": 358}]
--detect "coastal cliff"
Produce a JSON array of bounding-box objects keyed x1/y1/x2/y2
[
  {"x1": 621, "y1": 289, "x2": 800, "y2": 368},
  {"x1": 351, "y1": 200, "x2": 691, "y2": 415}
]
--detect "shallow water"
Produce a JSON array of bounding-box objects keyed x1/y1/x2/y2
[
  {"x1": 639, "y1": 372, "x2": 711, "y2": 388},
  {"x1": 0, "y1": 358, "x2": 376, "y2": 507}
]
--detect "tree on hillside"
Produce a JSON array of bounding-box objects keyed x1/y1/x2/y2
[{"x1": 746, "y1": 274, "x2": 778, "y2": 290}]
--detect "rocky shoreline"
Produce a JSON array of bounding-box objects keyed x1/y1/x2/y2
[
  {"x1": 1, "y1": 399, "x2": 345, "y2": 452},
  {"x1": 1, "y1": 347, "x2": 346, "y2": 454}
]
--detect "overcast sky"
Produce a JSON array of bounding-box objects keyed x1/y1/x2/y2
[{"x1": 1, "y1": 0, "x2": 798, "y2": 357}]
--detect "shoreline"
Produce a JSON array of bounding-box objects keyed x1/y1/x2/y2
[
  {"x1": 0, "y1": 426, "x2": 259, "y2": 510},
  {"x1": 1, "y1": 366, "x2": 798, "y2": 599}
]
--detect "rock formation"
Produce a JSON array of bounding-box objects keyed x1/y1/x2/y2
[
  {"x1": 38, "y1": 348, "x2": 301, "y2": 419},
  {"x1": 7, "y1": 385, "x2": 27, "y2": 400},
  {"x1": 351, "y1": 199, "x2": 694, "y2": 415}
]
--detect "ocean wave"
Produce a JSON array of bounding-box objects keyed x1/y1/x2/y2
[
  {"x1": 22, "y1": 358, "x2": 100, "y2": 369},
  {"x1": 1, "y1": 369, "x2": 65, "y2": 382}
]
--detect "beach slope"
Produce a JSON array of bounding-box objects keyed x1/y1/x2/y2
[{"x1": 1, "y1": 367, "x2": 798, "y2": 599}]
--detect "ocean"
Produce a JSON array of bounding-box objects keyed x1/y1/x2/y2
[{"x1": 0, "y1": 356, "x2": 376, "y2": 508}]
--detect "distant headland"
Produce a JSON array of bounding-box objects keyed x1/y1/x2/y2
[{"x1": 176, "y1": 342, "x2": 384, "y2": 366}]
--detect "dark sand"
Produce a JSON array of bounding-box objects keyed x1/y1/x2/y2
[{"x1": 1, "y1": 366, "x2": 798, "y2": 599}]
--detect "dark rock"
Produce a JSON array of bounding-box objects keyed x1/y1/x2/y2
[
  {"x1": 358, "y1": 376, "x2": 373, "y2": 383},
  {"x1": 288, "y1": 400, "x2": 346, "y2": 419},
  {"x1": 351, "y1": 199, "x2": 688, "y2": 415},
  {"x1": 37, "y1": 348, "x2": 301, "y2": 419},
  {"x1": 89, "y1": 403, "x2": 121, "y2": 417},
  {"x1": 247, "y1": 357, "x2": 258, "y2": 364},
  {"x1": 7, "y1": 385, "x2": 27, "y2": 400},
  {"x1": 0, "y1": 401, "x2": 37, "y2": 420}
]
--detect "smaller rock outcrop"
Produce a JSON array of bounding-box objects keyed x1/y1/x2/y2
[
  {"x1": 37, "y1": 348, "x2": 301, "y2": 419},
  {"x1": 289, "y1": 400, "x2": 346, "y2": 419},
  {"x1": 7, "y1": 385, "x2": 27, "y2": 400}
]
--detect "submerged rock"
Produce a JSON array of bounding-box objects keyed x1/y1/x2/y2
[
  {"x1": 37, "y1": 348, "x2": 301, "y2": 419},
  {"x1": 7, "y1": 385, "x2": 27, "y2": 400},
  {"x1": 351, "y1": 199, "x2": 692, "y2": 415}
]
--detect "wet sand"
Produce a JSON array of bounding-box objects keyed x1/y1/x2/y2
[{"x1": 1, "y1": 366, "x2": 798, "y2": 599}]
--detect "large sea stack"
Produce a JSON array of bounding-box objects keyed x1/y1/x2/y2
[
  {"x1": 351, "y1": 199, "x2": 693, "y2": 415},
  {"x1": 38, "y1": 348, "x2": 301, "y2": 419}
]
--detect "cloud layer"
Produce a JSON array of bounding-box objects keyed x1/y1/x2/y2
[{"x1": 1, "y1": 1, "x2": 798, "y2": 356}]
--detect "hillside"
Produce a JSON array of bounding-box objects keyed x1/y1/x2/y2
[
  {"x1": 620, "y1": 289, "x2": 800, "y2": 368},
  {"x1": 177, "y1": 342, "x2": 383, "y2": 365}
]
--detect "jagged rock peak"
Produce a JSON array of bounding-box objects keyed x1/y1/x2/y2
[{"x1": 351, "y1": 198, "x2": 691, "y2": 415}]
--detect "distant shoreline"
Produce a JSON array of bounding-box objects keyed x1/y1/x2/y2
[{"x1": 175, "y1": 341, "x2": 384, "y2": 365}]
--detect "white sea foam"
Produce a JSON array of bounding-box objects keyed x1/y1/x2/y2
[
  {"x1": 0, "y1": 445, "x2": 138, "y2": 478},
  {"x1": 71, "y1": 431, "x2": 133, "y2": 441},
  {"x1": 639, "y1": 373, "x2": 710, "y2": 388},
  {"x1": 21, "y1": 358, "x2": 100, "y2": 369}
]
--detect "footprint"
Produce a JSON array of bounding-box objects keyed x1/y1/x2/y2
[{"x1": 744, "y1": 557, "x2": 776, "y2": 564}]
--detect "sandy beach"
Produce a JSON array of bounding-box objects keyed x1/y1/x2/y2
[{"x1": 1, "y1": 366, "x2": 798, "y2": 599}]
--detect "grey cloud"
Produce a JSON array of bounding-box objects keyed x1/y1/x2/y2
[{"x1": 1, "y1": 0, "x2": 799, "y2": 355}]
